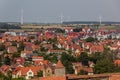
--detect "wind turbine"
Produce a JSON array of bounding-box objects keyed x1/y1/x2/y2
[
  {"x1": 60, "y1": 13, "x2": 64, "y2": 24},
  {"x1": 99, "y1": 16, "x2": 102, "y2": 25},
  {"x1": 20, "y1": 9, "x2": 23, "y2": 25}
]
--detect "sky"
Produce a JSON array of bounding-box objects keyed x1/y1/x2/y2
[{"x1": 0, "y1": 0, "x2": 120, "y2": 23}]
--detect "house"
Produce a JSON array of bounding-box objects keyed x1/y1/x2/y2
[
  {"x1": 32, "y1": 45, "x2": 40, "y2": 51},
  {"x1": 0, "y1": 39, "x2": 5, "y2": 43},
  {"x1": 82, "y1": 42, "x2": 93, "y2": 49},
  {"x1": 32, "y1": 56, "x2": 44, "y2": 61},
  {"x1": 34, "y1": 60, "x2": 48, "y2": 66},
  {"x1": 21, "y1": 50, "x2": 33, "y2": 58},
  {"x1": 42, "y1": 44, "x2": 53, "y2": 49},
  {"x1": 65, "y1": 28, "x2": 73, "y2": 33},
  {"x1": 43, "y1": 65, "x2": 53, "y2": 77},
  {"x1": 14, "y1": 57, "x2": 25, "y2": 65},
  {"x1": 32, "y1": 56, "x2": 48, "y2": 66},
  {"x1": 72, "y1": 62, "x2": 93, "y2": 75},
  {"x1": 0, "y1": 65, "x2": 11, "y2": 76},
  {"x1": 90, "y1": 44, "x2": 104, "y2": 54},
  {"x1": 76, "y1": 67, "x2": 93, "y2": 75},
  {"x1": 12, "y1": 66, "x2": 44, "y2": 80},
  {"x1": 7, "y1": 46, "x2": 17, "y2": 54},
  {"x1": 114, "y1": 60, "x2": 120, "y2": 67},
  {"x1": 47, "y1": 49, "x2": 64, "y2": 54},
  {"x1": 82, "y1": 27, "x2": 91, "y2": 33},
  {"x1": 88, "y1": 61, "x2": 95, "y2": 68},
  {"x1": 24, "y1": 45, "x2": 33, "y2": 51},
  {"x1": 5, "y1": 42, "x2": 12, "y2": 47}
]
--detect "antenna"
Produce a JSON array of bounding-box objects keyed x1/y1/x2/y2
[
  {"x1": 99, "y1": 16, "x2": 102, "y2": 25},
  {"x1": 21, "y1": 9, "x2": 24, "y2": 25}
]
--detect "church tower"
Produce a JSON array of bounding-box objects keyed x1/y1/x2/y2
[{"x1": 55, "y1": 60, "x2": 65, "y2": 76}]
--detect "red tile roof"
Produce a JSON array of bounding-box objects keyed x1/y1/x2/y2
[
  {"x1": 39, "y1": 76, "x2": 66, "y2": 80},
  {"x1": 90, "y1": 45, "x2": 104, "y2": 53},
  {"x1": 110, "y1": 74, "x2": 120, "y2": 80},
  {"x1": 67, "y1": 73, "x2": 120, "y2": 80},
  {"x1": 56, "y1": 60, "x2": 64, "y2": 68},
  {"x1": 13, "y1": 66, "x2": 44, "y2": 76},
  {"x1": 114, "y1": 60, "x2": 120, "y2": 66},
  {"x1": 7, "y1": 46, "x2": 17, "y2": 53},
  {"x1": 34, "y1": 60, "x2": 48, "y2": 65}
]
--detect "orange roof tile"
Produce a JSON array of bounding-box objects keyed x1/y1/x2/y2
[
  {"x1": 39, "y1": 76, "x2": 66, "y2": 80},
  {"x1": 56, "y1": 60, "x2": 64, "y2": 68},
  {"x1": 110, "y1": 74, "x2": 120, "y2": 80},
  {"x1": 114, "y1": 60, "x2": 120, "y2": 66}
]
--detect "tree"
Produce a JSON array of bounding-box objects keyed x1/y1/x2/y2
[
  {"x1": 77, "y1": 52, "x2": 89, "y2": 66},
  {"x1": 48, "y1": 37, "x2": 57, "y2": 44},
  {"x1": 61, "y1": 53, "x2": 77, "y2": 62},
  {"x1": 12, "y1": 52, "x2": 20, "y2": 58},
  {"x1": 7, "y1": 70, "x2": 12, "y2": 80},
  {"x1": 34, "y1": 40, "x2": 40, "y2": 45},
  {"x1": 78, "y1": 69, "x2": 88, "y2": 75},
  {"x1": 53, "y1": 44, "x2": 59, "y2": 50},
  {"x1": 3, "y1": 50, "x2": 8, "y2": 54},
  {"x1": 12, "y1": 52, "x2": 20, "y2": 61},
  {"x1": 0, "y1": 72, "x2": 8, "y2": 80},
  {"x1": 40, "y1": 47, "x2": 48, "y2": 52},
  {"x1": 60, "y1": 53, "x2": 75, "y2": 74},
  {"x1": 37, "y1": 71, "x2": 43, "y2": 77},
  {"x1": 85, "y1": 37, "x2": 96, "y2": 42},
  {"x1": 12, "y1": 42, "x2": 17, "y2": 46},
  {"x1": 89, "y1": 52, "x2": 103, "y2": 64},
  {"x1": 0, "y1": 44, "x2": 5, "y2": 51},
  {"x1": 29, "y1": 36, "x2": 35, "y2": 39},
  {"x1": 18, "y1": 42, "x2": 25, "y2": 52},
  {"x1": 73, "y1": 28, "x2": 82, "y2": 32},
  {"x1": 4, "y1": 56, "x2": 11, "y2": 65},
  {"x1": 94, "y1": 59, "x2": 114, "y2": 74},
  {"x1": 62, "y1": 60, "x2": 74, "y2": 74}
]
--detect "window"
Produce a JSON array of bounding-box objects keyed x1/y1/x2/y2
[{"x1": 29, "y1": 72, "x2": 32, "y2": 75}]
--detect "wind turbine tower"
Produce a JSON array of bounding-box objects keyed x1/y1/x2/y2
[
  {"x1": 60, "y1": 13, "x2": 63, "y2": 24},
  {"x1": 21, "y1": 9, "x2": 24, "y2": 25},
  {"x1": 99, "y1": 16, "x2": 102, "y2": 25}
]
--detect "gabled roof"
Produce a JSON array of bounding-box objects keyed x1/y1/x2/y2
[
  {"x1": 56, "y1": 60, "x2": 64, "y2": 68},
  {"x1": 13, "y1": 66, "x2": 45, "y2": 76},
  {"x1": 7, "y1": 46, "x2": 17, "y2": 53}
]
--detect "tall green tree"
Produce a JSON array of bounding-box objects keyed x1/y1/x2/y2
[
  {"x1": 77, "y1": 52, "x2": 89, "y2": 66},
  {"x1": 37, "y1": 71, "x2": 43, "y2": 77},
  {"x1": 94, "y1": 59, "x2": 114, "y2": 74},
  {"x1": 0, "y1": 44, "x2": 5, "y2": 51},
  {"x1": 12, "y1": 42, "x2": 17, "y2": 46},
  {"x1": 85, "y1": 37, "x2": 96, "y2": 42},
  {"x1": 4, "y1": 56, "x2": 11, "y2": 65},
  {"x1": 18, "y1": 42, "x2": 25, "y2": 52},
  {"x1": 60, "y1": 53, "x2": 75, "y2": 74},
  {"x1": 89, "y1": 52, "x2": 103, "y2": 64},
  {"x1": 7, "y1": 71, "x2": 12, "y2": 80}
]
